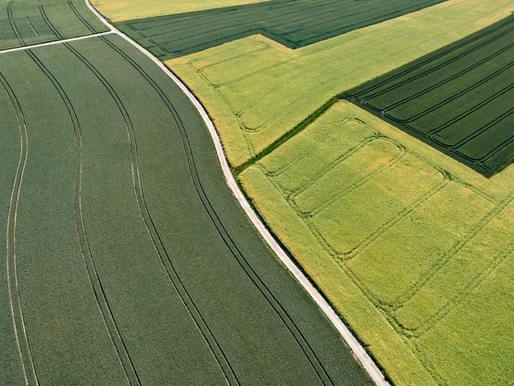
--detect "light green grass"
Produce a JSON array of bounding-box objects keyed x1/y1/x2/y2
[
  {"x1": 168, "y1": 0, "x2": 514, "y2": 168},
  {"x1": 92, "y1": 0, "x2": 271, "y2": 22},
  {"x1": 239, "y1": 101, "x2": 514, "y2": 385}
]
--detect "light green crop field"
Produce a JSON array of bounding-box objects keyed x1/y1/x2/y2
[
  {"x1": 168, "y1": 0, "x2": 514, "y2": 168},
  {"x1": 91, "y1": 0, "x2": 271, "y2": 22},
  {"x1": 240, "y1": 101, "x2": 514, "y2": 386}
]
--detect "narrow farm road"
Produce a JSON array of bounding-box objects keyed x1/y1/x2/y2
[
  {"x1": 84, "y1": 1, "x2": 389, "y2": 385},
  {"x1": 0, "y1": 31, "x2": 114, "y2": 55}
]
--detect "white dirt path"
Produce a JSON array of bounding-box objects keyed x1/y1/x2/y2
[{"x1": 0, "y1": 32, "x2": 114, "y2": 55}]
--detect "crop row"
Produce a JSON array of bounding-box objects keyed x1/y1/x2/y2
[{"x1": 346, "y1": 14, "x2": 514, "y2": 176}]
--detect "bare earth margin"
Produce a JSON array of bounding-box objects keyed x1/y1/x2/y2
[{"x1": 84, "y1": 0, "x2": 390, "y2": 384}]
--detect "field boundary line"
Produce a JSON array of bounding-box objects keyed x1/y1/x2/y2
[
  {"x1": 85, "y1": 1, "x2": 390, "y2": 384},
  {"x1": 234, "y1": 96, "x2": 340, "y2": 174},
  {"x1": 0, "y1": 32, "x2": 114, "y2": 55}
]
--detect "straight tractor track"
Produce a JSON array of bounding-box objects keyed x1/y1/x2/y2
[
  {"x1": 383, "y1": 39, "x2": 514, "y2": 113},
  {"x1": 352, "y1": 15, "x2": 514, "y2": 97},
  {"x1": 396, "y1": 56, "x2": 514, "y2": 124}
]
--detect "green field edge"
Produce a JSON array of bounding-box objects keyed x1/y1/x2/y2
[{"x1": 233, "y1": 95, "x2": 340, "y2": 174}]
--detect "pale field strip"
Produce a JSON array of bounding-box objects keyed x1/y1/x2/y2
[
  {"x1": 91, "y1": 0, "x2": 273, "y2": 22},
  {"x1": 84, "y1": 0, "x2": 389, "y2": 384}
]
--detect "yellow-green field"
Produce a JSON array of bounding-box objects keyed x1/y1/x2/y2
[
  {"x1": 92, "y1": 0, "x2": 271, "y2": 21},
  {"x1": 168, "y1": 0, "x2": 514, "y2": 168},
  {"x1": 240, "y1": 101, "x2": 514, "y2": 385}
]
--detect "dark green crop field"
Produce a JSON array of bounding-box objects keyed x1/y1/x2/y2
[
  {"x1": 0, "y1": 31, "x2": 372, "y2": 385},
  {"x1": 0, "y1": 0, "x2": 108, "y2": 50},
  {"x1": 116, "y1": 0, "x2": 446, "y2": 59},
  {"x1": 345, "y1": 14, "x2": 514, "y2": 177}
]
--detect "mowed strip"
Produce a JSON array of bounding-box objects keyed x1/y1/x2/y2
[
  {"x1": 0, "y1": 34, "x2": 373, "y2": 384},
  {"x1": 116, "y1": 0, "x2": 446, "y2": 59},
  {"x1": 345, "y1": 14, "x2": 514, "y2": 177},
  {"x1": 91, "y1": 0, "x2": 272, "y2": 22},
  {"x1": 239, "y1": 101, "x2": 514, "y2": 386},
  {"x1": 167, "y1": 0, "x2": 514, "y2": 167}
]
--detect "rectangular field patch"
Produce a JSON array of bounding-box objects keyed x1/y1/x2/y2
[{"x1": 345, "y1": 14, "x2": 514, "y2": 177}]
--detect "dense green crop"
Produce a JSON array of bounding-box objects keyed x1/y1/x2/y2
[
  {"x1": 346, "y1": 14, "x2": 514, "y2": 177},
  {"x1": 0, "y1": 0, "x2": 108, "y2": 50},
  {"x1": 0, "y1": 33, "x2": 372, "y2": 384},
  {"x1": 116, "y1": 0, "x2": 446, "y2": 60}
]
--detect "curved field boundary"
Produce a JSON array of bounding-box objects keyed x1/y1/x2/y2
[{"x1": 85, "y1": 1, "x2": 389, "y2": 385}]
